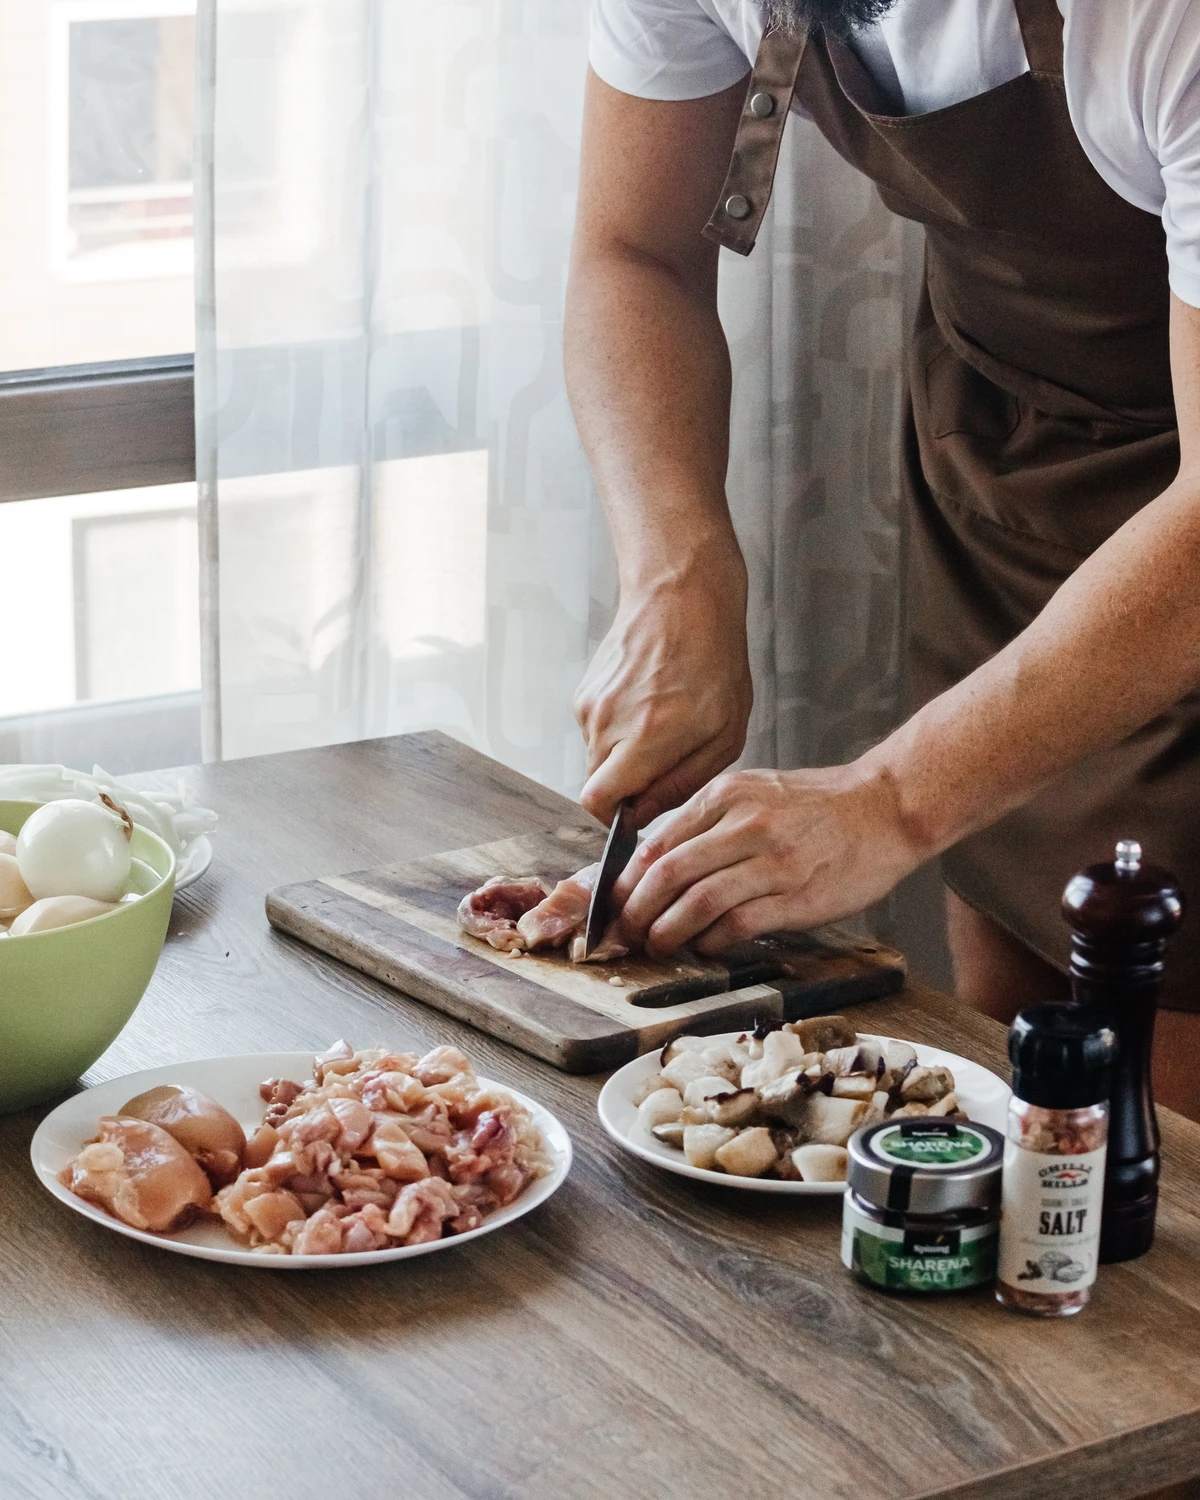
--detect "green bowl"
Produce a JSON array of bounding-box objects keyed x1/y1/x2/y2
[{"x1": 0, "y1": 800, "x2": 175, "y2": 1113}]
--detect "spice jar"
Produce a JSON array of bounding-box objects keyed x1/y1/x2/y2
[
  {"x1": 842, "y1": 1118, "x2": 1004, "y2": 1293},
  {"x1": 996, "y1": 1005, "x2": 1117, "y2": 1317}
]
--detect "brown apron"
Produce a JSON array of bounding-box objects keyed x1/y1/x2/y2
[{"x1": 704, "y1": 0, "x2": 1200, "y2": 1009}]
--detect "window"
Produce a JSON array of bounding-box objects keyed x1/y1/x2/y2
[{"x1": 0, "y1": 1, "x2": 198, "y2": 768}]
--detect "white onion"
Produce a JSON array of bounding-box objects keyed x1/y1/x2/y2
[
  {"x1": 9, "y1": 895, "x2": 119, "y2": 936},
  {"x1": 16, "y1": 799, "x2": 132, "y2": 903},
  {"x1": 0, "y1": 831, "x2": 16, "y2": 857},
  {"x1": 0, "y1": 853, "x2": 34, "y2": 921}
]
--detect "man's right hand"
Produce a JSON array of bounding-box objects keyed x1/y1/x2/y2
[{"x1": 575, "y1": 547, "x2": 753, "y2": 827}]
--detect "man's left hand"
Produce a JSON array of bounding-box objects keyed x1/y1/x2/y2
[{"x1": 611, "y1": 764, "x2": 926, "y2": 956}]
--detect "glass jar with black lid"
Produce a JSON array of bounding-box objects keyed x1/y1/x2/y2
[{"x1": 842, "y1": 1117, "x2": 1005, "y2": 1294}]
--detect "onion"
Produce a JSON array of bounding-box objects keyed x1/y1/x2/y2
[
  {"x1": 16, "y1": 798, "x2": 132, "y2": 903},
  {"x1": 9, "y1": 896, "x2": 118, "y2": 936},
  {"x1": 0, "y1": 853, "x2": 34, "y2": 922}
]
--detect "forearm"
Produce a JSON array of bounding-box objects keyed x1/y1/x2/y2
[
  {"x1": 565, "y1": 246, "x2": 745, "y2": 590},
  {"x1": 868, "y1": 473, "x2": 1200, "y2": 855}
]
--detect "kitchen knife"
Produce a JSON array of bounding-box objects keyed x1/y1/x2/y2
[{"x1": 582, "y1": 799, "x2": 640, "y2": 959}]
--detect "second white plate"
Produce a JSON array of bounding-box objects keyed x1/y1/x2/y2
[
  {"x1": 598, "y1": 1031, "x2": 1010, "y2": 1196},
  {"x1": 32, "y1": 1051, "x2": 572, "y2": 1268}
]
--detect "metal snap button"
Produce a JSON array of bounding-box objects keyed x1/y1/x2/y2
[
  {"x1": 749, "y1": 91, "x2": 775, "y2": 119},
  {"x1": 724, "y1": 194, "x2": 752, "y2": 221}
]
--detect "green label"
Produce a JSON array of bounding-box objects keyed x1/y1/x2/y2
[
  {"x1": 875, "y1": 1124, "x2": 990, "y2": 1169},
  {"x1": 842, "y1": 1203, "x2": 997, "y2": 1292}
]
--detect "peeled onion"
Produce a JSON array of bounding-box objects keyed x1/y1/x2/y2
[
  {"x1": 120, "y1": 1085, "x2": 246, "y2": 1187},
  {"x1": 17, "y1": 798, "x2": 132, "y2": 903},
  {"x1": 9, "y1": 895, "x2": 118, "y2": 936},
  {"x1": 0, "y1": 831, "x2": 16, "y2": 857},
  {"x1": 0, "y1": 853, "x2": 34, "y2": 922}
]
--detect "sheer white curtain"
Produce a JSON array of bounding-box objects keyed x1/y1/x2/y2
[{"x1": 195, "y1": 0, "x2": 914, "y2": 819}]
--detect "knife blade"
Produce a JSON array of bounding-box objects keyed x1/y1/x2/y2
[{"x1": 582, "y1": 799, "x2": 640, "y2": 959}]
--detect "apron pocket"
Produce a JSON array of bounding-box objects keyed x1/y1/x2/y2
[{"x1": 924, "y1": 342, "x2": 1020, "y2": 442}]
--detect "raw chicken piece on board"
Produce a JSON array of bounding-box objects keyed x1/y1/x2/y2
[
  {"x1": 458, "y1": 864, "x2": 630, "y2": 963},
  {"x1": 456, "y1": 876, "x2": 551, "y2": 952}
]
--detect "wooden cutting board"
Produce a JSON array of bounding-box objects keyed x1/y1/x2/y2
[{"x1": 265, "y1": 823, "x2": 907, "y2": 1073}]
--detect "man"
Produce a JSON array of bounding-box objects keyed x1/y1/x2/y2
[{"x1": 565, "y1": 0, "x2": 1200, "y2": 1116}]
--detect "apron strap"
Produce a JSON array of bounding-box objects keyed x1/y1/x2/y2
[
  {"x1": 1013, "y1": 0, "x2": 1065, "y2": 79},
  {"x1": 703, "y1": 23, "x2": 810, "y2": 257}
]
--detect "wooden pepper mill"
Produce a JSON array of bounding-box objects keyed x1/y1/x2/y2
[{"x1": 1062, "y1": 840, "x2": 1184, "y2": 1263}]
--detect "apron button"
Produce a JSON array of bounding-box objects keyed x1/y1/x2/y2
[
  {"x1": 749, "y1": 91, "x2": 775, "y2": 119},
  {"x1": 725, "y1": 194, "x2": 752, "y2": 221}
]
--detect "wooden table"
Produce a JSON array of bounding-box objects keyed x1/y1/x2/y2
[{"x1": 3, "y1": 733, "x2": 1199, "y2": 1500}]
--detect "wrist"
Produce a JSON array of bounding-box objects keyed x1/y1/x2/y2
[
  {"x1": 853, "y1": 730, "x2": 960, "y2": 867},
  {"x1": 617, "y1": 513, "x2": 746, "y2": 598}
]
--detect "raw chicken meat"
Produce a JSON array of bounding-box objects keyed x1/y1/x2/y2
[
  {"x1": 456, "y1": 875, "x2": 551, "y2": 951},
  {"x1": 212, "y1": 1041, "x2": 552, "y2": 1255},
  {"x1": 59, "y1": 1116, "x2": 213, "y2": 1232},
  {"x1": 458, "y1": 863, "x2": 632, "y2": 963},
  {"x1": 516, "y1": 863, "x2": 599, "y2": 950}
]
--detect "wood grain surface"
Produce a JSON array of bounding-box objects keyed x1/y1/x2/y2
[
  {"x1": 1, "y1": 732, "x2": 1198, "y2": 1500},
  {"x1": 265, "y1": 827, "x2": 907, "y2": 1070}
]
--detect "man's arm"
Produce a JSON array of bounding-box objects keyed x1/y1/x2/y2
[
  {"x1": 615, "y1": 296, "x2": 1200, "y2": 954},
  {"x1": 566, "y1": 69, "x2": 752, "y2": 826}
]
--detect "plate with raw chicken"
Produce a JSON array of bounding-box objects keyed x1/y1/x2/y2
[
  {"x1": 597, "y1": 1015, "x2": 1010, "y2": 1195},
  {"x1": 31, "y1": 1041, "x2": 571, "y2": 1267}
]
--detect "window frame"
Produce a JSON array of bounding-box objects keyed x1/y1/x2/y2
[{"x1": 0, "y1": 354, "x2": 195, "y2": 504}]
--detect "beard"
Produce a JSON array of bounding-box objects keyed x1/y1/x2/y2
[{"x1": 767, "y1": 0, "x2": 899, "y2": 38}]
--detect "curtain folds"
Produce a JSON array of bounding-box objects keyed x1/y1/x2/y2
[{"x1": 195, "y1": 0, "x2": 914, "y2": 823}]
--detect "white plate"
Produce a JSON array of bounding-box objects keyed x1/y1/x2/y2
[
  {"x1": 598, "y1": 1031, "x2": 1010, "y2": 1196},
  {"x1": 174, "y1": 835, "x2": 213, "y2": 892},
  {"x1": 31, "y1": 1052, "x2": 572, "y2": 1269}
]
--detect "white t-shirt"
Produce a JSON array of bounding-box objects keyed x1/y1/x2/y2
[{"x1": 589, "y1": 0, "x2": 1200, "y2": 307}]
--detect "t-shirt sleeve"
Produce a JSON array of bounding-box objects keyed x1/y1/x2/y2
[
  {"x1": 1155, "y1": 8, "x2": 1200, "y2": 309},
  {"x1": 589, "y1": 0, "x2": 752, "y2": 102}
]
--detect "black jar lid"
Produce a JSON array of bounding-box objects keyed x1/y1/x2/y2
[{"x1": 1009, "y1": 1005, "x2": 1116, "y2": 1110}]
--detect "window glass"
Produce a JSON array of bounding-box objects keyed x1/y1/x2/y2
[
  {"x1": 0, "y1": 483, "x2": 199, "y2": 721},
  {"x1": 0, "y1": 1, "x2": 196, "y2": 371}
]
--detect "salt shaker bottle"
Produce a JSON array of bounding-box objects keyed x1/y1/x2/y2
[
  {"x1": 1063, "y1": 840, "x2": 1184, "y2": 1262},
  {"x1": 996, "y1": 1005, "x2": 1116, "y2": 1317}
]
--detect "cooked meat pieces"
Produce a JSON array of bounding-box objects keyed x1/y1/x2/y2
[
  {"x1": 59, "y1": 1116, "x2": 213, "y2": 1232},
  {"x1": 456, "y1": 875, "x2": 552, "y2": 951}
]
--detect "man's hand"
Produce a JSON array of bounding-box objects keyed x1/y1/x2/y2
[
  {"x1": 611, "y1": 762, "x2": 926, "y2": 955},
  {"x1": 576, "y1": 552, "x2": 753, "y2": 827}
]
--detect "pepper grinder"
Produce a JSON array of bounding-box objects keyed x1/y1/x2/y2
[{"x1": 1062, "y1": 840, "x2": 1184, "y2": 1263}]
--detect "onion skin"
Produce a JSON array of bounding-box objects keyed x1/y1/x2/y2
[{"x1": 120, "y1": 1085, "x2": 247, "y2": 1187}]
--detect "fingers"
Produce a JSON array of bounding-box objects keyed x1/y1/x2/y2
[
  {"x1": 643, "y1": 858, "x2": 774, "y2": 954},
  {"x1": 580, "y1": 738, "x2": 659, "y2": 826},
  {"x1": 610, "y1": 782, "x2": 731, "y2": 909},
  {"x1": 692, "y1": 893, "x2": 798, "y2": 955},
  {"x1": 629, "y1": 733, "x2": 742, "y2": 827}
]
